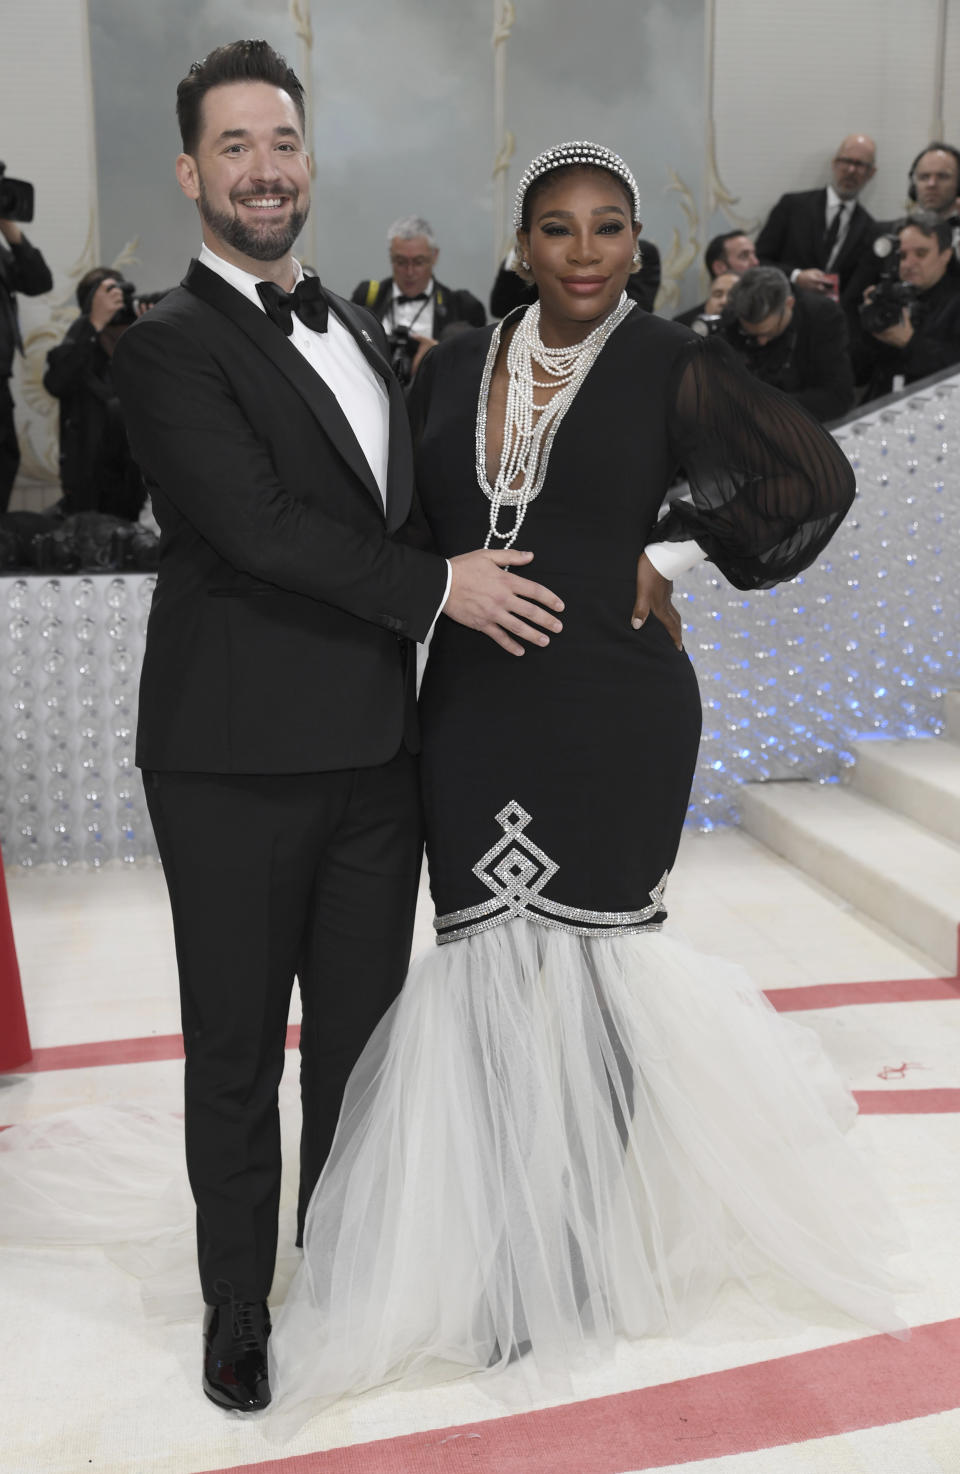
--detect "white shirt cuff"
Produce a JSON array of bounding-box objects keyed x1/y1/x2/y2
[
  {"x1": 423, "y1": 559, "x2": 453, "y2": 642},
  {"x1": 644, "y1": 539, "x2": 707, "y2": 580}
]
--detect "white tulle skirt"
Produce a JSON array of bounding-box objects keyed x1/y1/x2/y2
[
  {"x1": 0, "y1": 918, "x2": 906, "y2": 1423},
  {"x1": 270, "y1": 919, "x2": 906, "y2": 1421}
]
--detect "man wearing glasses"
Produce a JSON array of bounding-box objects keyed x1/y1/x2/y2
[
  {"x1": 756, "y1": 135, "x2": 878, "y2": 304},
  {"x1": 351, "y1": 215, "x2": 484, "y2": 383}
]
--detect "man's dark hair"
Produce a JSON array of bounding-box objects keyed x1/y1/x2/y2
[
  {"x1": 727, "y1": 266, "x2": 790, "y2": 325},
  {"x1": 176, "y1": 40, "x2": 306, "y2": 155},
  {"x1": 705, "y1": 230, "x2": 747, "y2": 275},
  {"x1": 897, "y1": 210, "x2": 954, "y2": 254}
]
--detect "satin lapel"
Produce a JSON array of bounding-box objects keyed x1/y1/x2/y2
[
  {"x1": 182, "y1": 259, "x2": 384, "y2": 514},
  {"x1": 328, "y1": 291, "x2": 414, "y2": 532}
]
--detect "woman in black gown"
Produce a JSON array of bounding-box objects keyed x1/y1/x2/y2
[{"x1": 272, "y1": 143, "x2": 903, "y2": 1415}]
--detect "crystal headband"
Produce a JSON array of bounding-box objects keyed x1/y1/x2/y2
[{"x1": 513, "y1": 141, "x2": 641, "y2": 233}]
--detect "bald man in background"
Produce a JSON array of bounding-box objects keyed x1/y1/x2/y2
[{"x1": 756, "y1": 134, "x2": 879, "y2": 304}]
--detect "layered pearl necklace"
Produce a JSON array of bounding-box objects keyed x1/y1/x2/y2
[{"x1": 476, "y1": 293, "x2": 634, "y2": 549}]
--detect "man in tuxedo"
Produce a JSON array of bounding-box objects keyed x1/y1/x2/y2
[
  {"x1": 0, "y1": 213, "x2": 52, "y2": 509},
  {"x1": 756, "y1": 134, "x2": 878, "y2": 304},
  {"x1": 351, "y1": 216, "x2": 485, "y2": 383},
  {"x1": 114, "y1": 39, "x2": 563, "y2": 1413}
]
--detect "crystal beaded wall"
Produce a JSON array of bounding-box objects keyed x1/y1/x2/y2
[
  {"x1": 0, "y1": 376, "x2": 958, "y2": 865},
  {"x1": 0, "y1": 574, "x2": 155, "y2": 866},
  {"x1": 684, "y1": 374, "x2": 960, "y2": 829}
]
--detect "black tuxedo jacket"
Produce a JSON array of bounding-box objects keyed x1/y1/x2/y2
[
  {"x1": 351, "y1": 277, "x2": 485, "y2": 335},
  {"x1": 756, "y1": 188, "x2": 877, "y2": 298},
  {"x1": 114, "y1": 259, "x2": 448, "y2": 774}
]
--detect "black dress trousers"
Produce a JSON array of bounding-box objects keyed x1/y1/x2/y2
[{"x1": 144, "y1": 747, "x2": 423, "y2": 1305}]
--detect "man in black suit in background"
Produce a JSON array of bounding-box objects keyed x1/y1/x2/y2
[
  {"x1": 114, "y1": 40, "x2": 563, "y2": 1413},
  {"x1": 756, "y1": 134, "x2": 878, "y2": 304}
]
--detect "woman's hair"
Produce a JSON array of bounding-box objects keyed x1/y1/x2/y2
[
  {"x1": 514, "y1": 142, "x2": 641, "y2": 235},
  {"x1": 176, "y1": 39, "x2": 305, "y2": 156},
  {"x1": 519, "y1": 164, "x2": 635, "y2": 235}
]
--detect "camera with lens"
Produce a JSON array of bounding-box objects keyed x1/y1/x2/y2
[
  {"x1": 0, "y1": 162, "x2": 34, "y2": 223},
  {"x1": 859, "y1": 232, "x2": 917, "y2": 334},
  {"x1": 386, "y1": 324, "x2": 419, "y2": 387},
  {"x1": 691, "y1": 313, "x2": 722, "y2": 339},
  {"x1": 82, "y1": 277, "x2": 168, "y2": 327}
]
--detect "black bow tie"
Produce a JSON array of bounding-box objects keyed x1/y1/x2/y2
[
  {"x1": 398, "y1": 291, "x2": 429, "y2": 302},
  {"x1": 256, "y1": 276, "x2": 329, "y2": 335}
]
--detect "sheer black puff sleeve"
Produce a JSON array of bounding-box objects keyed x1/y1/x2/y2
[{"x1": 653, "y1": 335, "x2": 856, "y2": 591}]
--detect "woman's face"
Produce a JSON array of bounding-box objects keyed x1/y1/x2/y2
[{"x1": 518, "y1": 169, "x2": 639, "y2": 338}]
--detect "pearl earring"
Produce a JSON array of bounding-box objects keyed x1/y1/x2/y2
[{"x1": 520, "y1": 257, "x2": 531, "y2": 271}]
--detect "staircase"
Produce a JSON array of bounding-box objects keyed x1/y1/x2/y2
[{"x1": 740, "y1": 694, "x2": 960, "y2": 974}]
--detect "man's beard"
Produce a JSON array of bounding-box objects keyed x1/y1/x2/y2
[{"x1": 198, "y1": 179, "x2": 308, "y2": 262}]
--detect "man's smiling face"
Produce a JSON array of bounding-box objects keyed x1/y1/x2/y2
[{"x1": 176, "y1": 79, "x2": 310, "y2": 267}]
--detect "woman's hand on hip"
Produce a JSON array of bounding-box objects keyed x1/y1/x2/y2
[{"x1": 632, "y1": 551, "x2": 683, "y2": 651}]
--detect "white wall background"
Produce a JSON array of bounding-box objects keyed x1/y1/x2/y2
[
  {"x1": 712, "y1": 0, "x2": 952, "y2": 231},
  {"x1": 2, "y1": 0, "x2": 960, "y2": 494},
  {"x1": 1, "y1": 0, "x2": 99, "y2": 488}
]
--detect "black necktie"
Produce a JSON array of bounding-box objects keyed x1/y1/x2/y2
[
  {"x1": 256, "y1": 276, "x2": 329, "y2": 335},
  {"x1": 823, "y1": 205, "x2": 846, "y2": 265}
]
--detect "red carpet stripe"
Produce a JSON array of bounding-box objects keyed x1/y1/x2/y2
[
  {"x1": 200, "y1": 1318, "x2": 960, "y2": 1474},
  {"x1": 767, "y1": 976, "x2": 960, "y2": 1010},
  {"x1": 15, "y1": 1024, "x2": 303, "y2": 1073},
  {"x1": 854, "y1": 1088, "x2": 960, "y2": 1114},
  {"x1": 9, "y1": 1031, "x2": 960, "y2": 1117}
]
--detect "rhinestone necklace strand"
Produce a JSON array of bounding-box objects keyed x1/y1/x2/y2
[{"x1": 475, "y1": 294, "x2": 634, "y2": 549}]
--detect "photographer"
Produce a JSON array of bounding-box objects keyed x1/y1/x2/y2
[
  {"x1": 722, "y1": 266, "x2": 855, "y2": 422},
  {"x1": 351, "y1": 216, "x2": 484, "y2": 386},
  {"x1": 0, "y1": 165, "x2": 53, "y2": 510},
  {"x1": 42, "y1": 267, "x2": 146, "y2": 520},
  {"x1": 854, "y1": 214, "x2": 960, "y2": 403}
]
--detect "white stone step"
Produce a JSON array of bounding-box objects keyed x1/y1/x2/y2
[
  {"x1": 851, "y1": 738, "x2": 960, "y2": 847},
  {"x1": 739, "y1": 781, "x2": 960, "y2": 974},
  {"x1": 946, "y1": 691, "x2": 960, "y2": 743}
]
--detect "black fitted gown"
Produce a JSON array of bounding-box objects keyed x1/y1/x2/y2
[{"x1": 273, "y1": 305, "x2": 904, "y2": 1418}]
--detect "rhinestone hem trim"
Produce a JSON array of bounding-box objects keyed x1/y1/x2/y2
[{"x1": 433, "y1": 799, "x2": 669, "y2": 945}]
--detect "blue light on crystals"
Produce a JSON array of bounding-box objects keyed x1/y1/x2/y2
[{"x1": 676, "y1": 374, "x2": 960, "y2": 829}]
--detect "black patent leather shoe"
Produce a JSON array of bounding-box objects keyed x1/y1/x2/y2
[{"x1": 202, "y1": 1295, "x2": 272, "y2": 1411}]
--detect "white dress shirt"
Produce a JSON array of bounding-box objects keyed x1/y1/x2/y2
[
  {"x1": 197, "y1": 242, "x2": 451, "y2": 626},
  {"x1": 823, "y1": 185, "x2": 852, "y2": 271},
  {"x1": 199, "y1": 243, "x2": 390, "y2": 507},
  {"x1": 387, "y1": 279, "x2": 436, "y2": 341}
]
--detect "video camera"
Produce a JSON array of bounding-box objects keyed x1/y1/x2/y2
[
  {"x1": 859, "y1": 232, "x2": 917, "y2": 334},
  {"x1": 0, "y1": 162, "x2": 35, "y2": 223}
]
